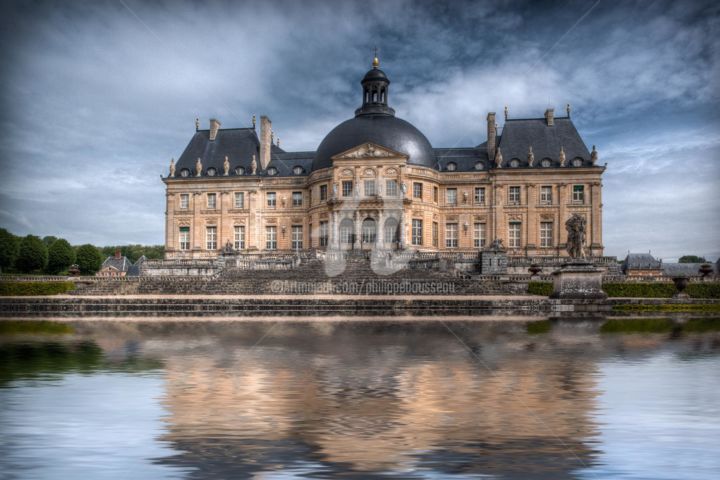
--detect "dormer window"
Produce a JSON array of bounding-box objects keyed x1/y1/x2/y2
[
  {"x1": 572, "y1": 158, "x2": 583, "y2": 167},
  {"x1": 293, "y1": 166, "x2": 304, "y2": 175},
  {"x1": 180, "y1": 168, "x2": 190, "y2": 177},
  {"x1": 446, "y1": 162, "x2": 457, "y2": 171},
  {"x1": 267, "y1": 167, "x2": 278, "y2": 176},
  {"x1": 541, "y1": 159, "x2": 551, "y2": 168},
  {"x1": 509, "y1": 159, "x2": 520, "y2": 168},
  {"x1": 207, "y1": 167, "x2": 216, "y2": 176},
  {"x1": 474, "y1": 161, "x2": 484, "y2": 170},
  {"x1": 235, "y1": 166, "x2": 245, "y2": 175}
]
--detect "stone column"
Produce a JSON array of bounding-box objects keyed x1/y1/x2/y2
[
  {"x1": 354, "y1": 211, "x2": 362, "y2": 249},
  {"x1": 376, "y1": 210, "x2": 384, "y2": 248},
  {"x1": 220, "y1": 191, "x2": 229, "y2": 250},
  {"x1": 493, "y1": 184, "x2": 504, "y2": 245},
  {"x1": 192, "y1": 192, "x2": 202, "y2": 253},
  {"x1": 247, "y1": 191, "x2": 257, "y2": 249},
  {"x1": 591, "y1": 181, "x2": 602, "y2": 253},
  {"x1": 526, "y1": 184, "x2": 536, "y2": 254},
  {"x1": 165, "y1": 192, "x2": 174, "y2": 255},
  {"x1": 558, "y1": 183, "x2": 567, "y2": 248}
]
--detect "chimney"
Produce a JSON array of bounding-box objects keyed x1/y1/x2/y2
[
  {"x1": 209, "y1": 118, "x2": 221, "y2": 141},
  {"x1": 486, "y1": 112, "x2": 496, "y2": 162},
  {"x1": 259, "y1": 115, "x2": 272, "y2": 170},
  {"x1": 114, "y1": 249, "x2": 121, "y2": 260},
  {"x1": 544, "y1": 108, "x2": 554, "y2": 126}
]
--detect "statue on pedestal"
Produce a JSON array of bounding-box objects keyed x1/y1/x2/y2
[
  {"x1": 195, "y1": 157, "x2": 202, "y2": 177},
  {"x1": 169, "y1": 158, "x2": 175, "y2": 177},
  {"x1": 251, "y1": 154, "x2": 257, "y2": 175},
  {"x1": 565, "y1": 214, "x2": 587, "y2": 259},
  {"x1": 223, "y1": 156, "x2": 230, "y2": 176}
]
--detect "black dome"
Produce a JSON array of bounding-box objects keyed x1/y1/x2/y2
[{"x1": 313, "y1": 115, "x2": 436, "y2": 171}]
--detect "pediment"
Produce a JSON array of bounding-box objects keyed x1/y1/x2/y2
[{"x1": 332, "y1": 143, "x2": 407, "y2": 161}]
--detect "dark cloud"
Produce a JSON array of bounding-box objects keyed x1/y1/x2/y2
[{"x1": 0, "y1": 0, "x2": 718, "y2": 260}]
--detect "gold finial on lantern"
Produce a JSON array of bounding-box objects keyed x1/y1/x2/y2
[{"x1": 372, "y1": 46, "x2": 379, "y2": 68}]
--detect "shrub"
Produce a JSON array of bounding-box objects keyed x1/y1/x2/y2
[
  {"x1": 0, "y1": 281, "x2": 76, "y2": 296},
  {"x1": 0, "y1": 228, "x2": 20, "y2": 273},
  {"x1": 683, "y1": 318, "x2": 720, "y2": 332},
  {"x1": 526, "y1": 320, "x2": 552, "y2": 334},
  {"x1": 47, "y1": 239, "x2": 76, "y2": 274},
  {"x1": 528, "y1": 282, "x2": 553, "y2": 296},
  {"x1": 75, "y1": 244, "x2": 103, "y2": 274},
  {"x1": 0, "y1": 320, "x2": 74, "y2": 335},
  {"x1": 686, "y1": 283, "x2": 720, "y2": 299},
  {"x1": 15, "y1": 235, "x2": 48, "y2": 273}
]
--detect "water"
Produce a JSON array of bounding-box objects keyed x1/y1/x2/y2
[{"x1": 1, "y1": 319, "x2": 719, "y2": 479}]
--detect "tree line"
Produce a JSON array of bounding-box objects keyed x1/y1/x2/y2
[{"x1": 0, "y1": 228, "x2": 164, "y2": 275}]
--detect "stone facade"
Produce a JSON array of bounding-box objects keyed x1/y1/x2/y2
[{"x1": 163, "y1": 59, "x2": 604, "y2": 260}]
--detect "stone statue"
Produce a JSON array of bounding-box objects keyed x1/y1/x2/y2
[
  {"x1": 223, "y1": 156, "x2": 230, "y2": 176},
  {"x1": 565, "y1": 214, "x2": 587, "y2": 258},
  {"x1": 251, "y1": 154, "x2": 257, "y2": 175},
  {"x1": 195, "y1": 157, "x2": 202, "y2": 177},
  {"x1": 169, "y1": 158, "x2": 175, "y2": 177},
  {"x1": 559, "y1": 146, "x2": 566, "y2": 167},
  {"x1": 590, "y1": 145, "x2": 598, "y2": 165},
  {"x1": 527, "y1": 146, "x2": 534, "y2": 167},
  {"x1": 495, "y1": 147, "x2": 503, "y2": 168},
  {"x1": 333, "y1": 183, "x2": 338, "y2": 198},
  {"x1": 490, "y1": 238, "x2": 505, "y2": 250}
]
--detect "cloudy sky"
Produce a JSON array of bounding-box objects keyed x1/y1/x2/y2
[{"x1": 0, "y1": 0, "x2": 718, "y2": 261}]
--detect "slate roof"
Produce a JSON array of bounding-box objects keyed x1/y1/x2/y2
[
  {"x1": 623, "y1": 253, "x2": 663, "y2": 271},
  {"x1": 169, "y1": 115, "x2": 596, "y2": 176},
  {"x1": 101, "y1": 255, "x2": 131, "y2": 272},
  {"x1": 126, "y1": 255, "x2": 146, "y2": 277},
  {"x1": 662, "y1": 262, "x2": 719, "y2": 277},
  {"x1": 497, "y1": 117, "x2": 592, "y2": 168}
]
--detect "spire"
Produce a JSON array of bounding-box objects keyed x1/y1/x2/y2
[
  {"x1": 372, "y1": 47, "x2": 379, "y2": 68},
  {"x1": 590, "y1": 145, "x2": 598, "y2": 165}
]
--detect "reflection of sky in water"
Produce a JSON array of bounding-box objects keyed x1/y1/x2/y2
[
  {"x1": 577, "y1": 354, "x2": 720, "y2": 480},
  {"x1": 0, "y1": 322, "x2": 719, "y2": 479}
]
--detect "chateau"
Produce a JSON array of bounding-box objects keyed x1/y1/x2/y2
[{"x1": 163, "y1": 56, "x2": 604, "y2": 260}]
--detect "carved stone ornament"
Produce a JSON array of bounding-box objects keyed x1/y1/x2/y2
[
  {"x1": 540, "y1": 213, "x2": 554, "y2": 220},
  {"x1": 385, "y1": 168, "x2": 397, "y2": 175},
  {"x1": 559, "y1": 146, "x2": 566, "y2": 167},
  {"x1": 342, "y1": 169, "x2": 353, "y2": 177},
  {"x1": 495, "y1": 147, "x2": 503, "y2": 168},
  {"x1": 195, "y1": 157, "x2": 203, "y2": 177},
  {"x1": 169, "y1": 158, "x2": 176, "y2": 177},
  {"x1": 363, "y1": 168, "x2": 376, "y2": 177},
  {"x1": 251, "y1": 155, "x2": 257, "y2": 175},
  {"x1": 565, "y1": 213, "x2": 587, "y2": 258},
  {"x1": 337, "y1": 143, "x2": 396, "y2": 159},
  {"x1": 590, "y1": 145, "x2": 598, "y2": 165},
  {"x1": 527, "y1": 146, "x2": 535, "y2": 167},
  {"x1": 223, "y1": 156, "x2": 230, "y2": 176}
]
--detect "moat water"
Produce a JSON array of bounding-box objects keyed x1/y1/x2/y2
[{"x1": 1, "y1": 318, "x2": 719, "y2": 479}]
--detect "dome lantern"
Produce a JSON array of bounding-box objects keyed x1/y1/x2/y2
[{"x1": 355, "y1": 53, "x2": 395, "y2": 117}]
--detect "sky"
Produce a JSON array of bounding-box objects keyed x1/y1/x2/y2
[{"x1": 0, "y1": 0, "x2": 718, "y2": 261}]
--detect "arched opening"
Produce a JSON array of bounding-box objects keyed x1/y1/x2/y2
[
  {"x1": 361, "y1": 218, "x2": 376, "y2": 244},
  {"x1": 340, "y1": 218, "x2": 355, "y2": 247},
  {"x1": 384, "y1": 217, "x2": 399, "y2": 247}
]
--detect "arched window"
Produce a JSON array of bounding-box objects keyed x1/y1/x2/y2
[
  {"x1": 293, "y1": 165, "x2": 304, "y2": 175},
  {"x1": 235, "y1": 166, "x2": 245, "y2": 175},
  {"x1": 384, "y1": 217, "x2": 399, "y2": 244},
  {"x1": 361, "y1": 218, "x2": 376, "y2": 244},
  {"x1": 340, "y1": 218, "x2": 354, "y2": 245},
  {"x1": 446, "y1": 162, "x2": 457, "y2": 171}
]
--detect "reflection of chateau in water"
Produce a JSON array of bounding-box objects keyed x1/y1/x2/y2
[{"x1": 148, "y1": 323, "x2": 603, "y2": 477}]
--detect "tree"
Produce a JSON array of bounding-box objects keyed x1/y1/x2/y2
[
  {"x1": 679, "y1": 255, "x2": 707, "y2": 263},
  {"x1": 75, "y1": 244, "x2": 103, "y2": 275},
  {"x1": 0, "y1": 228, "x2": 20, "y2": 273},
  {"x1": 15, "y1": 235, "x2": 48, "y2": 273},
  {"x1": 47, "y1": 239, "x2": 76, "y2": 274},
  {"x1": 42, "y1": 235, "x2": 58, "y2": 247}
]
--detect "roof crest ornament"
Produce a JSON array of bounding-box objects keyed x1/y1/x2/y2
[
  {"x1": 566, "y1": 103, "x2": 571, "y2": 117},
  {"x1": 504, "y1": 105, "x2": 508, "y2": 120},
  {"x1": 252, "y1": 115, "x2": 256, "y2": 129},
  {"x1": 372, "y1": 46, "x2": 379, "y2": 68},
  {"x1": 195, "y1": 157, "x2": 202, "y2": 177},
  {"x1": 251, "y1": 154, "x2": 257, "y2": 175},
  {"x1": 169, "y1": 158, "x2": 175, "y2": 177},
  {"x1": 195, "y1": 117, "x2": 199, "y2": 132},
  {"x1": 590, "y1": 145, "x2": 598, "y2": 165},
  {"x1": 495, "y1": 147, "x2": 503, "y2": 168}
]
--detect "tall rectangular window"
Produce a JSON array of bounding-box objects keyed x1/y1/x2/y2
[
  {"x1": 180, "y1": 193, "x2": 189, "y2": 209},
  {"x1": 234, "y1": 225, "x2": 245, "y2": 250},
  {"x1": 474, "y1": 223, "x2": 486, "y2": 248},
  {"x1": 207, "y1": 193, "x2": 217, "y2": 209},
  {"x1": 413, "y1": 182, "x2": 423, "y2": 199},
  {"x1": 508, "y1": 186, "x2": 521, "y2": 204},
  {"x1": 446, "y1": 188, "x2": 457, "y2": 206},
  {"x1": 508, "y1": 222, "x2": 521, "y2": 248},
  {"x1": 320, "y1": 184, "x2": 328, "y2": 201},
  {"x1": 234, "y1": 192, "x2": 244, "y2": 209},
  {"x1": 364, "y1": 180, "x2": 376, "y2": 196},
  {"x1": 432, "y1": 222, "x2": 439, "y2": 247},
  {"x1": 540, "y1": 186, "x2": 552, "y2": 204},
  {"x1": 412, "y1": 219, "x2": 423, "y2": 245},
  {"x1": 540, "y1": 221, "x2": 553, "y2": 247},
  {"x1": 179, "y1": 226, "x2": 190, "y2": 250},
  {"x1": 573, "y1": 185, "x2": 585, "y2": 203},
  {"x1": 445, "y1": 223, "x2": 458, "y2": 248},
  {"x1": 342, "y1": 181, "x2": 353, "y2": 197},
  {"x1": 433, "y1": 186, "x2": 439, "y2": 203},
  {"x1": 206, "y1": 226, "x2": 217, "y2": 250},
  {"x1": 291, "y1": 225, "x2": 303, "y2": 250},
  {"x1": 386, "y1": 179, "x2": 398, "y2": 197},
  {"x1": 292, "y1": 191, "x2": 303, "y2": 207},
  {"x1": 267, "y1": 192, "x2": 276, "y2": 208},
  {"x1": 319, "y1": 221, "x2": 329, "y2": 247},
  {"x1": 474, "y1": 187, "x2": 485, "y2": 205},
  {"x1": 266, "y1": 226, "x2": 277, "y2": 250}
]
